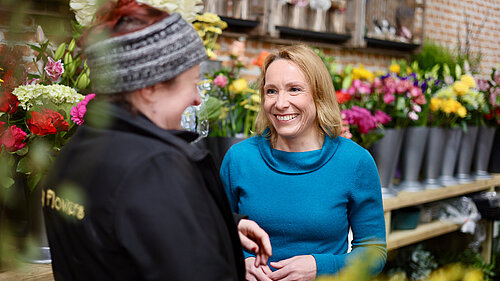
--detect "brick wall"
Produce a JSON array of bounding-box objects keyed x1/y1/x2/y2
[{"x1": 218, "y1": 0, "x2": 500, "y2": 79}]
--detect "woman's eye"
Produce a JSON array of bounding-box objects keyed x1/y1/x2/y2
[
  {"x1": 266, "y1": 89, "x2": 277, "y2": 94},
  {"x1": 290, "y1": 87, "x2": 302, "y2": 92}
]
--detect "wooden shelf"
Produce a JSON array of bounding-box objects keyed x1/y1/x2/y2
[
  {"x1": 383, "y1": 174, "x2": 500, "y2": 211},
  {"x1": 387, "y1": 221, "x2": 461, "y2": 251},
  {"x1": 0, "y1": 263, "x2": 53, "y2": 281}
]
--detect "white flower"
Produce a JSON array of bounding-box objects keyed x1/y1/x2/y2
[
  {"x1": 138, "y1": 0, "x2": 203, "y2": 22},
  {"x1": 408, "y1": 111, "x2": 419, "y2": 121},
  {"x1": 12, "y1": 85, "x2": 84, "y2": 110},
  {"x1": 70, "y1": 0, "x2": 203, "y2": 27},
  {"x1": 412, "y1": 104, "x2": 422, "y2": 113},
  {"x1": 70, "y1": 0, "x2": 99, "y2": 27}
]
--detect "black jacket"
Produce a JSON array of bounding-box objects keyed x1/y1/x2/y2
[{"x1": 42, "y1": 102, "x2": 246, "y2": 281}]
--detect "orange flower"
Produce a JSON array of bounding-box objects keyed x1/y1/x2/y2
[{"x1": 252, "y1": 50, "x2": 270, "y2": 69}]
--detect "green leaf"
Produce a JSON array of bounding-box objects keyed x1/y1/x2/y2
[
  {"x1": 16, "y1": 157, "x2": 31, "y2": 174},
  {"x1": 27, "y1": 43, "x2": 42, "y2": 53},
  {"x1": 455, "y1": 64, "x2": 462, "y2": 79},
  {"x1": 342, "y1": 75, "x2": 352, "y2": 90},
  {"x1": 15, "y1": 146, "x2": 29, "y2": 156},
  {"x1": 0, "y1": 176, "x2": 15, "y2": 188},
  {"x1": 443, "y1": 64, "x2": 450, "y2": 77},
  {"x1": 54, "y1": 43, "x2": 66, "y2": 61},
  {"x1": 27, "y1": 172, "x2": 43, "y2": 192}
]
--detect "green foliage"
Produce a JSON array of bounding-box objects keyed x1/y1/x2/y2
[{"x1": 412, "y1": 41, "x2": 460, "y2": 79}]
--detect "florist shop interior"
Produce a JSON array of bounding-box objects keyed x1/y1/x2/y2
[{"x1": 1, "y1": 0, "x2": 500, "y2": 280}]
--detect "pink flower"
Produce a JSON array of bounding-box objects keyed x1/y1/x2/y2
[
  {"x1": 213, "y1": 75, "x2": 228, "y2": 88},
  {"x1": 229, "y1": 40, "x2": 245, "y2": 58},
  {"x1": 408, "y1": 111, "x2": 419, "y2": 120},
  {"x1": 494, "y1": 71, "x2": 500, "y2": 85},
  {"x1": 374, "y1": 110, "x2": 391, "y2": 125},
  {"x1": 384, "y1": 93, "x2": 395, "y2": 104},
  {"x1": 71, "y1": 93, "x2": 96, "y2": 125},
  {"x1": 412, "y1": 104, "x2": 422, "y2": 113},
  {"x1": 477, "y1": 79, "x2": 490, "y2": 92},
  {"x1": 413, "y1": 94, "x2": 426, "y2": 105},
  {"x1": 347, "y1": 86, "x2": 356, "y2": 96},
  {"x1": 341, "y1": 106, "x2": 378, "y2": 134},
  {"x1": 373, "y1": 77, "x2": 383, "y2": 89},
  {"x1": 410, "y1": 86, "x2": 422, "y2": 97},
  {"x1": 0, "y1": 125, "x2": 27, "y2": 152},
  {"x1": 44, "y1": 57, "x2": 64, "y2": 82}
]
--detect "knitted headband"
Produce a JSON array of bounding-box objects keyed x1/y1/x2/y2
[{"x1": 84, "y1": 13, "x2": 206, "y2": 94}]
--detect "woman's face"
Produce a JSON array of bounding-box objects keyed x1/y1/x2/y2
[
  {"x1": 263, "y1": 59, "x2": 319, "y2": 144},
  {"x1": 151, "y1": 64, "x2": 201, "y2": 130}
]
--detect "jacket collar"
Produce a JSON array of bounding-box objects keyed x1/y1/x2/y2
[{"x1": 86, "y1": 101, "x2": 209, "y2": 162}]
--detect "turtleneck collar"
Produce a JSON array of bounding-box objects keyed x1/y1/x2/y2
[{"x1": 256, "y1": 132, "x2": 340, "y2": 174}]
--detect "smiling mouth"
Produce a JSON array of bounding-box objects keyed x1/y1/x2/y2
[{"x1": 275, "y1": 114, "x2": 298, "y2": 121}]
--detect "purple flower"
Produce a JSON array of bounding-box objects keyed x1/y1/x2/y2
[
  {"x1": 374, "y1": 110, "x2": 391, "y2": 125},
  {"x1": 421, "y1": 81, "x2": 428, "y2": 93},
  {"x1": 44, "y1": 57, "x2": 64, "y2": 82}
]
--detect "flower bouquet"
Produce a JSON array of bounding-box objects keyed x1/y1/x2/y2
[
  {"x1": 0, "y1": 27, "x2": 93, "y2": 192},
  {"x1": 478, "y1": 68, "x2": 500, "y2": 126}
]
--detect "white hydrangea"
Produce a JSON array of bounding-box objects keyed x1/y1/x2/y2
[
  {"x1": 70, "y1": 0, "x2": 203, "y2": 27},
  {"x1": 12, "y1": 85, "x2": 85, "y2": 110}
]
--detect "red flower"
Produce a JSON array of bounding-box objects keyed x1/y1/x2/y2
[
  {"x1": 0, "y1": 91, "x2": 19, "y2": 114},
  {"x1": 336, "y1": 90, "x2": 352, "y2": 104},
  {"x1": 252, "y1": 50, "x2": 270, "y2": 69},
  {"x1": 27, "y1": 108, "x2": 69, "y2": 136},
  {"x1": 0, "y1": 125, "x2": 27, "y2": 152}
]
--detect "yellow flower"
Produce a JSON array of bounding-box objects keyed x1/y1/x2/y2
[
  {"x1": 460, "y1": 75, "x2": 476, "y2": 88},
  {"x1": 406, "y1": 66, "x2": 412, "y2": 74},
  {"x1": 453, "y1": 81, "x2": 469, "y2": 96},
  {"x1": 250, "y1": 94, "x2": 261, "y2": 103},
  {"x1": 457, "y1": 106, "x2": 467, "y2": 118},
  {"x1": 196, "y1": 12, "x2": 220, "y2": 23},
  {"x1": 430, "y1": 97, "x2": 441, "y2": 112},
  {"x1": 352, "y1": 65, "x2": 374, "y2": 82},
  {"x1": 196, "y1": 29, "x2": 205, "y2": 38},
  {"x1": 205, "y1": 26, "x2": 222, "y2": 34},
  {"x1": 229, "y1": 78, "x2": 248, "y2": 93},
  {"x1": 206, "y1": 49, "x2": 217, "y2": 59},
  {"x1": 463, "y1": 268, "x2": 483, "y2": 281},
  {"x1": 389, "y1": 64, "x2": 400, "y2": 74}
]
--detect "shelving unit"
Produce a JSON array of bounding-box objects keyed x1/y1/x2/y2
[{"x1": 384, "y1": 174, "x2": 500, "y2": 256}]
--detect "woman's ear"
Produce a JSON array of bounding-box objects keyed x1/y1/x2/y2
[{"x1": 136, "y1": 85, "x2": 156, "y2": 103}]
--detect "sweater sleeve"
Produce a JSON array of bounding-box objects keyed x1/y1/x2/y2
[{"x1": 313, "y1": 150, "x2": 387, "y2": 276}]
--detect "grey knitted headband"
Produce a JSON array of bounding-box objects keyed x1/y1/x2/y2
[{"x1": 84, "y1": 13, "x2": 207, "y2": 94}]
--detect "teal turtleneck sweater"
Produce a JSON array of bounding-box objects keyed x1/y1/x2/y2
[{"x1": 220, "y1": 135, "x2": 387, "y2": 276}]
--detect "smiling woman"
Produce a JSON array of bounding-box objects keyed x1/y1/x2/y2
[{"x1": 220, "y1": 45, "x2": 387, "y2": 281}]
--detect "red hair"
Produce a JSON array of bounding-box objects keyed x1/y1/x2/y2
[{"x1": 81, "y1": 0, "x2": 169, "y2": 45}]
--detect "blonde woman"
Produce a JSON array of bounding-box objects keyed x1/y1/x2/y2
[{"x1": 221, "y1": 45, "x2": 387, "y2": 281}]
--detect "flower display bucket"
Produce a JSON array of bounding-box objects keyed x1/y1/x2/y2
[
  {"x1": 456, "y1": 126, "x2": 479, "y2": 183},
  {"x1": 422, "y1": 127, "x2": 446, "y2": 189},
  {"x1": 398, "y1": 127, "x2": 429, "y2": 192},
  {"x1": 370, "y1": 128, "x2": 405, "y2": 198},
  {"x1": 289, "y1": 5, "x2": 309, "y2": 29},
  {"x1": 439, "y1": 128, "x2": 463, "y2": 186},
  {"x1": 473, "y1": 127, "x2": 497, "y2": 180}
]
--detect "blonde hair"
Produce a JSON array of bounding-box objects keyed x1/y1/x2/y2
[{"x1": 254, "y1": 45, "x2": 342, "y2": 144}]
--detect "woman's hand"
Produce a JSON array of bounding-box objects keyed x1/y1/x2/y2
[
  {"x1": 268, "y1": 255, "x2": 317, "y2": 281},
  {"x1": 245, "y1": 257, "x2": 273, "y2": 281},
  {"x1": 238, "y1": 219, "x2": 272, "y2": 266}
]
